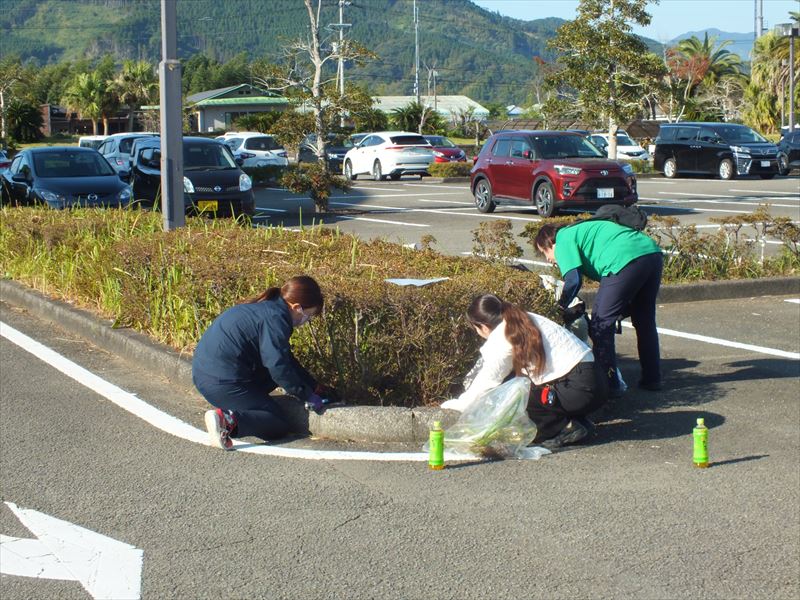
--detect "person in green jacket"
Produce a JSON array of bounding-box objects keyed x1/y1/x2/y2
[{"x1": 534, "y1": 220, "x2": 663, "y2": 397}]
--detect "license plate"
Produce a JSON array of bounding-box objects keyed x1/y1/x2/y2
[
  {"x1": 760, "y1": 160, "x2": 770, "y2": 167},
  {"x1": 597, "y1": 188, "x2": 614, "y2": 199},
  {"x1": 197, "y1": 200, "x2": 218, "y2": 212}
]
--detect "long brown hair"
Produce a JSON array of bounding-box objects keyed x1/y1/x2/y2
[
  {"x1": 466, "y1": 294, "x2": 545, "y2": 377},
  {"x1": 533, "y1": 223, "x2": 562, "y2": 254},
  {"x1": 247, "y1": 275, "x2": 324, "y2": 311}
]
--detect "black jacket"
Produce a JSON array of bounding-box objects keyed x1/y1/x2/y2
[{"x1": 192, "y1": 297, "x2": 316, "y2": 400}]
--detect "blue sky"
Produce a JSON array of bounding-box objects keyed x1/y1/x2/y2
[{"x1": 472, "y1": 0, "x2": 799, "y2": 41}]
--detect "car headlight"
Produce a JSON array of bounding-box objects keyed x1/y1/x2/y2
[
  {"x1": 117, "y1": 186, "x2": 132, "y2": 202},
  {"x1": 239, "y1": 173, "x2": 252, "y2": 192},
  {"x1": 621, "y1": 163, "x2": 634, "y2": 175},
  {"x1": 433, "y1": 151, "x2": 446, "y2": 158},
  {"x1": 38, "y1": 189, "x2": 67, "y2": 207},
  {"x1": 554, "y1": 165, "x2": 582, "y2": 175},
  {"x1": 730, "y1": 145, "x2": 750, "y2": 155},
  {"x1": 183, "y1": 176, "x2": 195, "y2": 193}
]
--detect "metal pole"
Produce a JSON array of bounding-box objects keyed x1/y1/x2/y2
[
  {"x1": 790, "y1": 31, "x2": 796, "y2": 129},
  {"x1": 338, "y1": 1, "x2": 344, "y2": 94},
  {"x1": 414, "y1": 0, "x2": 420, "y2": 104},
  {"x1": 159, "y1": 0, "x2": 184, "y2": 230}
]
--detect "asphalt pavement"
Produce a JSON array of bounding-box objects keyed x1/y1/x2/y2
[{"x1": 1, "y1": 285, "x2": 799, "y2": 598}]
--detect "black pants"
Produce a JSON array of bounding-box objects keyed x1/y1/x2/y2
[
  {"x1": 193, "y1": 370, "x2": 290, "y2": 440},
  {"x1": 591, "y1": 252, "x2": 663, "y2": 388},
  {"x1": 527, "y1": 362, "x2": 609, "y2": 442}
]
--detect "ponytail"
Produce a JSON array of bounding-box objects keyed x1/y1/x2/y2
[
  {"x1": 467, "y1": 294, "x2": 545, "y2": 377},
  {"x1": 246, "y1": 275, "x2": 324, "y2": 310}
]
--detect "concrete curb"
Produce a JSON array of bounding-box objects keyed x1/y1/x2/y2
[{"x1": 2, "y1": 276, "x2": 799, "y2": 443}]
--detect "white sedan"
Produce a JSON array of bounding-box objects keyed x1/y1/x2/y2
[
  {"x1": 222, "y1": 133, "x2": 289, "y2": 168},
  {"x1": 343, "y1": 131, "x2": 434, "y2": 181}
]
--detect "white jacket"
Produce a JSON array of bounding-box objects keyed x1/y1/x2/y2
[{"x1": 440, "y1": 313, "x2": 592, "y2": 412}]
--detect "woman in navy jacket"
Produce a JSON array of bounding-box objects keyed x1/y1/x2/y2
[{"x1": 193, "y1": 275, "x2": 328, "y2": 450}]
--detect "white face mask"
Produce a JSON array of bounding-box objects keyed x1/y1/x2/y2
[{"x1": 295, "y1": 307, "x2": 311, "y2": 328}]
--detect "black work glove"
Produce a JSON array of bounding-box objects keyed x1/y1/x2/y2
[{"x1": 558, "y1": 302, "x2": 586, "y2": 327}]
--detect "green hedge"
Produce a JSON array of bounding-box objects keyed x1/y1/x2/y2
[
  {"x1": 428, "y1": 162, "x2": 472, "y2": 177},
  {"x1": 0, "y1": 208, "x2": 554, "y2": 407}
]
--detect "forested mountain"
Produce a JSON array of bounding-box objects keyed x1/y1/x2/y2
[{"x1": 0, "y1": 0, "x2": 662, "y2": 105}]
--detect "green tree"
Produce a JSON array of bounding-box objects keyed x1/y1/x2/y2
[
  {"x1": 111, "y1": 60, "x2": 158, "y2": 132},
  {"x1": 545, "y1": 0, "x2": 665, "y2": 159},
  {"x1": 62, "y1": 71, "x2": 105, "y2": 135},
  {"x1": 664, "y1": 33, "x2": 746, "y2": 121},
  {"x1": 5, "y1": 98, "x2": 43, "y2": 142},
  {"x1": 390, "y1": 101, "x2": 446, "y2": 134},
  {"x1": 0, "y1": 56, "x2": 25, "y2": 140}
]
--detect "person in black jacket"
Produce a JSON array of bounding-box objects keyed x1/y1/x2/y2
[{"x1": 193, "y1": 275, "x2": 331, "y2": 450}]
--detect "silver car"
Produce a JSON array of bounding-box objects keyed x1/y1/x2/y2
[{"x1": 97, "y1": 133, "x2": 158, "y2": 173}]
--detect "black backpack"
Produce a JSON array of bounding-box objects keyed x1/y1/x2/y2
[{"x1": 573, "y1": 204, "x2": 648, "y2": 231}]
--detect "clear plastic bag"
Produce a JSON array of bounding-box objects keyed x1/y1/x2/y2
[{"x1": 441, "y1": 377, "x2": 546, "y2": 460}]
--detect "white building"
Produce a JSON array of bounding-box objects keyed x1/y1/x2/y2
[{"x1": 372, "y1": 95, "x2": 490, "y2": 120}]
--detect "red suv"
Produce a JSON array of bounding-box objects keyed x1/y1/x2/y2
[{"x1": 470, "y1": 130, "x2": 638, "y2": 217}]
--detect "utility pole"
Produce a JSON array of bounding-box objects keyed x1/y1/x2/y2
[
  {"x1": 159, "y1": 0, "x2": 185, "y2": 230},
  {"x1": 414, "y1": 0, "x2": 420, "y2": 104},
  {"x1": 754, "y1": 0, "x2": 763, "y2": 39}
]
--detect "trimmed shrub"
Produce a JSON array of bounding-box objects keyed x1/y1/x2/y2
[
  {"x1": 427, "y1": 162, "x2": 472, "y2": 177},
  {"x1": 0, "y1": 208, "x2": 554, "y2": 407}
]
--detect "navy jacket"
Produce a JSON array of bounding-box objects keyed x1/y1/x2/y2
[{"x1": 192, "y1": 297, "x2": 316, "y2": 401}]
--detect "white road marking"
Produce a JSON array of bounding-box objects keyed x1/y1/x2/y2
[
  {"x1": 1, "y1": 502, "x2": 143, "y2": 600},
  {"x1": 785, "y1": 299, "x2": 800, "y2": 304},
  {"x1": 663, "y1": 191, "x2": 744, "y2": 198},
  {"x1": 255, "y1": 208, "x2": 287, "y2": 213},
  {"x1": 654, "y1": 195, "x2": 798, "y2": 209},
  {"x1": 417, "y1": 198, "x2": 475, "y2": 206},
  {"x1": 459, "y1": 252, "x2": 550, "y2": 267},
  {"x1": 337, "y1": 215, "x2": 429, "y2": 227},
  {"x1": 329, "y1": 200, "x2": 542, "y2": 222},
  {"x1": 0, "y1": 322, "x2": 473, "y2": 462},
  {"x1": 729, "y1": 189, "x2": 799, "y2": 196},
  {"x1": 405, "y1": 183, "x2": 470, "y2": 190},
  {"x1": 619, "y1": 321, "x2": 800, "y2": 359}
]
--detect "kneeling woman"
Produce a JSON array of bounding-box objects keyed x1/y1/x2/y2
[
  {"x1": 441, "y1": 294, "x2": 608, "y2": 448},
  {"x1": 193, "y1": 275, "x2": 329, "y2": 450}
]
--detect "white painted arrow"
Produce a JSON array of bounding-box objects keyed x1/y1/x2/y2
[{"x1": 0, "y1": 502, "x2": 143, "y2": 600}]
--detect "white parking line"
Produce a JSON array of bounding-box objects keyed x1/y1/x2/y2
[
  {"x1": 729, "y1": 189, "x2": 799, "y2": 196},
  {"x1": 256, "y1": 208, "x2": 287, "y2": 213},
  {"x1": 0, "y1": 322, "x2": 466, "y2": 462},
  {"x1": 785, "y1": 299, "x2": 800, "y2": 305},
  {"x1": 654, "y1": 195, "x2": 798, "y2": 209},
  {"x1": 337, "y1": 215, "x2": 429, "y2": 227},
  {"x1": 329, "y1": 200, "x2": 542, "y2": 222},
  {"x1": 619, "y1": 321, "x2": 800, "y2": 359},
  {"x1": 417, "y1": 198, "x2": 475, "y2": 206},
  {"x1": 405, "y1": 183, "x2": 470, "y2": 190}
]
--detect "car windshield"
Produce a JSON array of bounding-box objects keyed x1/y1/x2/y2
[
  {"x1": 33, "y1": 151, "x2": 116, "y2": 177},
  {"x1": 616, "y1": 134, "x2": 636, "y2": 146},
  {"x1": 243, "y1": 136, "x2": 280, "y2": 151},
  {"x1": 389, "y1": 135, "x2": 430, "y2": 146},
  {"x1": 424, "y1": 136, "x2": 456, "y2": 148},
  {"x1": 716, "y1": 125, "x2": 768, "y2": 143},
  {"x1": 533, "y1": 135, "x2": 605, "y2": 159},
  {"x1": 183, "y1": 143, "x2": 238, "y2": 170},
  {"x1": 119, "y1": 137, "x2": 151, "y2": 153}
]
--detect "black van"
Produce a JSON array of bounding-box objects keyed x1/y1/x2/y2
[
  {"x1": 653, "y1": 122, "x2": 779, "y2": 180},
  {"x1": 130, "y1": 137, "x2": 254, "y2": 217}
]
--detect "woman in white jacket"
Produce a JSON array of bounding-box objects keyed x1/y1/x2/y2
[{"x1": 441, "y1": 294, "x2": 608, "y2": 448}]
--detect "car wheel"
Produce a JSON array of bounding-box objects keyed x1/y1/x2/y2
[
  {"x1": 344, "y1": 160, "x2": 357, "y2": 181},
  {"x1": 663, "y1": 158, "x2": 677, "y2": 179},
  {"x1": 718, "y1": 158, "x2": 735, "y2": 180},
  {"x1": 372, "y1": 160, "x2": 383, "y2": 181},
  {"x1": 389, "y1": 173, "x2": 401, "y2": 181},
  {"x1": 777, "y1": 153, "x2": 789, "y2": 176},
  {"x1": 473, "y1": 178, "x2": 496, "y2": 213},
  {"x1": 534, "y1": 181, "x2": 556, "y2": 218}
]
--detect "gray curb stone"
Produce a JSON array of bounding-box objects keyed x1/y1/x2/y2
[{"x1": 2, "y1": 276, "x2": 799, "y2": 443}]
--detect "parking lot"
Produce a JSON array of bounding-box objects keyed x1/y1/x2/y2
[{"x1": 252, "y1": 174, "x2": 800, "y2": 263}]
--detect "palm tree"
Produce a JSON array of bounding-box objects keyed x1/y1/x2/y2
[
  {"x1": 111, "y1": 60, "x2": 157, "y2": 132},
  {"x1": 5, "y1": 98, "x2": 43, "y2": 142},
  {"x1": 674, "y1": 34, "x2": 745, "y2": 85},
  {"x1": 62, "y1": 72, "x2": 104, "y2": 135}
]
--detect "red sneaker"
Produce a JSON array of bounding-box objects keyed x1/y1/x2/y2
[{"x1": 204, "y1": 408, "x2": 235, "y2": 450}]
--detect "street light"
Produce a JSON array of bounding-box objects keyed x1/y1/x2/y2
[{"x1": 775, "y1": 22, "x2": 799, "y2": 131}]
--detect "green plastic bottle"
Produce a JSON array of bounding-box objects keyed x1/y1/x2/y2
[
  {"x1": 693, "y1": 418, "x2": 709, "y2": 468},
  {"x1": 429, "y1": 421, "x2": 444, "y2": 470}
]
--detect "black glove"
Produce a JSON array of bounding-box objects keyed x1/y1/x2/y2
[
  {"x1": 558, "y1": 302, "x2": 586, "y2": 327},
  {"x1": 314, "y1": 384, "x2": 341, "y2": 405}
]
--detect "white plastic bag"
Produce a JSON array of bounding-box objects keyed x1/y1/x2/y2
[{"x1": 441, "y1": 377, "x2": 545, "y2": 459}]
